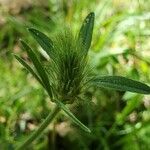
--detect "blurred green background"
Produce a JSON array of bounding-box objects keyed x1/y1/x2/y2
[{"x1": 0, "y1": 0, "x2": 150, "y2": 149}]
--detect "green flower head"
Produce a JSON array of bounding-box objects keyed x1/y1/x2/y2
[{"x1": 47, "y1": 30, "x2": 89, "y2": 103}]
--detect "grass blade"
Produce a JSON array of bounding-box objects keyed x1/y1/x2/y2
[
  {"x1": 78, "y1": 12, "x2": 95, "y2": 53},
  {"x1": 92, "y1": 76, "x2": 150, "y2": 94},
  {"x1": 14, "y1": 54, "x2": 44, "y2": 87},
  {"x1": 20, "y1": 40, "x2": 53, "y2": 98},
  {"x1": 55, "y1": 99, "x2": 91, "y2": 133},
  {"x1": 28, "y1": 28, "x2": 53, "y2": 58}
]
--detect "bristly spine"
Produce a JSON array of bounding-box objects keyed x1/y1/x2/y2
[{"x1": 46, "y1": 30, "x2": 90, "y2": 103}]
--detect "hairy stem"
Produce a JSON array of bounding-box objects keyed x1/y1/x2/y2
[{"x1": 16, "y1": 105, "x2": 60, "y2": 150}]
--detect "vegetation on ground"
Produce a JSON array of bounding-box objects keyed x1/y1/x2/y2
[{"x1": 0, "y1": 0, "x2": 150, "y2": 149}]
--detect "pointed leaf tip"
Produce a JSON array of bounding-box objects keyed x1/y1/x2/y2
[
  {"x1": 88, "y1": 12, "x2": 95, "y2": 17},
  {"x1": 28, "y1": 28, "x2": 54, "y2": 59},
  {"x1": 78, "y1": 12, "x2": 95, "y2": 54},
  {"x1": 28, "y1": 28, "x2": 39, "y2": 35}
]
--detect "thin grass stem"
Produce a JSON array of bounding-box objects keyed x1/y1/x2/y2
[{"x1": 16, "y1": 105, "x2": 60, "y2": 150}]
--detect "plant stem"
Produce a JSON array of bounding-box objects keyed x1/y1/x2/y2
[{"x1": 16, "y1": 105, "x2": 60, "y2": 150}]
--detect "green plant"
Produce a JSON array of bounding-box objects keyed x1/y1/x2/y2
[{"x1": 14, "y1": 12, "x2": 150, "y2": 149}]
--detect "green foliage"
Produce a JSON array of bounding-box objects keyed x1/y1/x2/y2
[
  {"x1": 46, "y1": 30, "x2": 89, "y2": 103},
  {"x1": 20, "y1": 40, "x2": 53, "y2": 98},
  {"x1": 14, "y1": 54, "x2": 44, "y2": 86},
  {"x1": 28, "y1": 28, "x2": 54, "y2": 58},
  {"x1": 92, "y1": 76, "x2": 150, "y2": 94},
  {"x1": 1, "y1": 0, "x2": 150, "y2": 149},
  {"x1": 78, "y1": 12, "x2": 95, "y2": 53},
  {"x1": 14, "y1": 11, "x2": 150, "y2": 148}
]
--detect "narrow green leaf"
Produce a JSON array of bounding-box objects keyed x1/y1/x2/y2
[
  {"x1": 55, "y1": 99, "x2": 91, "y2": 133},
  {"x1": 92, "y1": 76, "x2": 150, "y2": 94},
  {"x1": 78, "y1": 12, "x2": 95, "y2": 53},
  {"x1": 20, "y1": 40, "x2": 53, "y2": 98},
  {"x1": 14, "y1": 54, "x2": 44, "y2": 87},
  {"x1": 28, "y1": 28, "x2": 53, "y2": 58}
]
